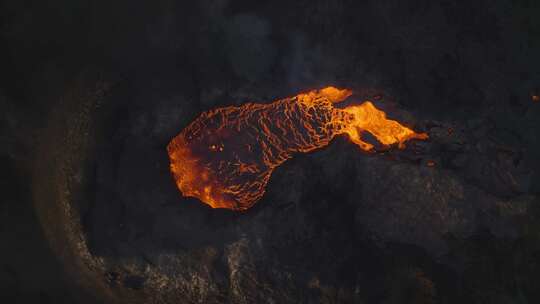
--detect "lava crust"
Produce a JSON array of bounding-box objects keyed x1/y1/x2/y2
[{"x1": 167, "y1": 87, "x2": 427, "y2": 210}]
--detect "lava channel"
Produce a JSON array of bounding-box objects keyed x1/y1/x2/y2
[{"x1": 167, "y1": 87, "x2": 428, "y2": 210}]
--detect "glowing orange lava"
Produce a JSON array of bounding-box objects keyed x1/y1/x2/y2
[{"x1": 167, "y1": 87, "x2": 428, "y2": 210}]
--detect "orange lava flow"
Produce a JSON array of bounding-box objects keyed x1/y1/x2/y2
[{"x1": 167, "y1": 87, "x2": 428, "y2": 210}]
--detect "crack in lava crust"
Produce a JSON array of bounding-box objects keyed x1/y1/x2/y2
[{"x1": 167, "y1": 87, "x2": 428, "y2": 210}]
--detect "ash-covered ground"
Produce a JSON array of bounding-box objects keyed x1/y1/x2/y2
[{"x1": 2, "y1": 0, "x2": 540, "y2": 303}]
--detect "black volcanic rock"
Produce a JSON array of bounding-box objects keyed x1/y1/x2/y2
[{"x1": 3, "y1": 0, "x2": 540, "y2": 303}]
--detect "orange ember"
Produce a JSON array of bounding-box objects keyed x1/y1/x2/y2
[{"x1": 167, "y1": 87, "x2": 428, "y2": 210}]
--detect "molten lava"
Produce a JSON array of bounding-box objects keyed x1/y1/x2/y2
[{"x1": 167, "y1": 87, "x2": 428, "y2": 210}]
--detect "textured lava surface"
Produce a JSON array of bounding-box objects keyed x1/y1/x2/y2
[{"x1": 168, "y1": 87, "x2": 426, "y2": 210}]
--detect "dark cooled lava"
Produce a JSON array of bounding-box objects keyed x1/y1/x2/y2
[{"x1": 167, "y1": 87, "x2": 427, "y2": 210}]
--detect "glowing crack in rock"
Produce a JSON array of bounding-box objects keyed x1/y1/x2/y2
[{"x1": 167, "y1": 87, "x2": 428, "y2": 210}]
